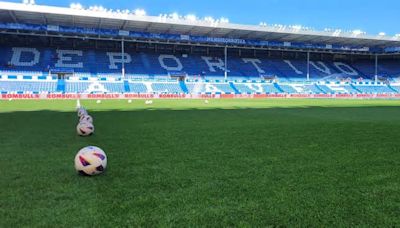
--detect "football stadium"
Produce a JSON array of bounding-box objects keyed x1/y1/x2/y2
[{"x1": 1, "y1": 0, "x2": 400, "y2": 226}]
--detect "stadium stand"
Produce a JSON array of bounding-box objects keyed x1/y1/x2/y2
[
  {"x1": 128, "y1": 82, "x2": 148, "y2": 94},
  {"x1": 0, "y1": 80, "x2": 57, "y2": 93},
  {"x1": 1, "y1": 45, "x2": 399, "y2": 95},
  {"x1": 0, "y1": 46, "x2": 399, "y2": 95},
  {"x1": 151, "y1": 82, "x2": 183, "y2": 94},
  {"x1": 354, "y1": 85, "x2": 396, "y2": 94},
  {"x1": 64, "y1": 81, "x2": 125, "y2": 94},
  {"x1": 0, "y1": 47, "x2": 374, "y2": 80}
]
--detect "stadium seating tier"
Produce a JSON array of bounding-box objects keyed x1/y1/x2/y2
[{"x1": 0, "y1": 46, "x2": 399, "y2": 94}]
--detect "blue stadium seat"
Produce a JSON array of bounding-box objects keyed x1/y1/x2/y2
[
  {"x1": 65, "y1": 81, "x2": 125, "y2": 93},
  {"x1": 355, "y1": 85, "x2": 396, "y2": 94},
  {"x1": 129, "y1": 82, "x2": 148, "y2": 93},
  {"x1": 0, "y1": 46, "x2": 382, "y2": 81},
  {"x1": 151, "y1": 83, "x2": 183, "y2": 93},
  {"x1": 0, "y1": 80, "x2": 57, "y2": 93}
]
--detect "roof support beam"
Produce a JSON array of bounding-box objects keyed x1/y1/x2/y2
[
  {"x1": 8, "y1": 10, "x2": 17, "y2": 23},
  {"x1": 143, "y1": 23, "x2": 153, "y2": 32},
  {"x1": 120, "y1": 20, "x2": 128, "y2": 30},
  {"x1": 42, "y1": 14, "x2": 48, "y2": 25},
  {"x1": 97, "y1": 18, "x2": 102, "y2": 29}
]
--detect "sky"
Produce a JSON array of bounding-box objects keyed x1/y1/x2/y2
[{"x1": 6, "y1": 0, "x2": 400, "y2": 36}]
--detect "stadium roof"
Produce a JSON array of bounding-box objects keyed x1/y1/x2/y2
[{"x1": 0, "y1": 1, "x2": 400, "y2": 48}]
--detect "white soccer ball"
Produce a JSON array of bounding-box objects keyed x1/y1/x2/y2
[
  {"x1": 204, "y1": 100, "x2": 209, "y2": 104},
  {"x1": 76, "y1": 122, "x2": 95, "y2": 136},
  {"x1": 128, "y1": 99, "x2": 132, "y2": 103},
  {"x1": 77, "y1": 107, "x2": 87, "y2": 117},
  {"x1": 80, "y1": 114, "x2": 93, "y2": 123},
  {"x1": 145, "y1": 100, "x2": 153, "y2": 105},
  {"x1": 74, "y1": 146, "x2": 107, "y2": 176},
  {"x1": 96, "y1": 100, "x2": 102, "y2": 104}
]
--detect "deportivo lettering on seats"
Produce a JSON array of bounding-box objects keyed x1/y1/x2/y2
[
  {"x1": 242, "y1": 58, "x2": 265, "y2": 74},
  {"x1": 283, "y1": 60, "x2": 303, "y2": 74},
  {"x1": 201, "y1": 56, "x2": 229, "y2": 72},
  {"x1": 158, "y1": 54, "x2": 183, "y2": 71},
  {"x1": 205, "y1": 84, "x2": 221, "y2": 93},
  {"x1": 55, "y1": 50, "x2": 83, "y2": 68},
  {"x1": 249, "y1": 84, "x2": 264, "y2": 93},
  {"x1": 310, "y1": 61, "x2": 332, "y2": 75},
  {"x1": 6, "y1": 47, "x2": 359, "y2": 76},
  {"x1": 334, "y1": 62, "x2": 358, "y2": 76},
  {"x1": 107, "y1": 52, "x2": 132, "y2": 70},
  {"x1": 9, "y1": 47, "x2": 40, "y2": 67}
]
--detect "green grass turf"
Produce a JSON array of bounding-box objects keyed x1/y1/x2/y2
[{"x1": 1, "y1": 99, "x2": 400, "y2": 227}]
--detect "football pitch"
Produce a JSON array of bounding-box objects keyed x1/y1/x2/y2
[{"x1": 1, "y1": 99, "x2": 400, "y2": 227}]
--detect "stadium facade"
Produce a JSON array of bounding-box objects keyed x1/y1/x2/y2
[{"x1": 0, "y1": 1, "x2": 400, "y2": 99}]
